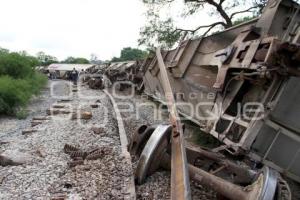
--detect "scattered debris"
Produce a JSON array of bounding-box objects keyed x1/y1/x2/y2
[
  {"x1": 46, "y1": 108, "x2": 73, "y2": 115},
  {"x1": 32, "y1": 116, "x2": 49, "y2": 121},
  {"x1": 69, "y1": 151, "x2": 88, "y2": 159},
  {"x1": 90, "y1": 127, "x2": 104, "y2": 135},
  {"x1": 63, "y1": 144, "x2": 80, "y2": 154},
  {"x1": 88, "y1": 77, "x2": 104, "y2": 90},
  {"x1": 0, "y1": 141, "x2": 9, "y2": 145},
  {"x1": 0, "y1": 80, "x2": 138, "y2": 199},
  {"x1": 22, "y1": 129, "x2": 38, "y2": 135},
  {"x1": 67, "y1": 159, "x2": 84, "y2": 168},
  {"x1": 52, "y1": 105, "x2": 65, "y2": 109},
  {"x1": 90, "y1": 104, "x2": 99, "y2": 108},
  {"x1": 35, "y1": 149, "x2": 46, "y2": 158},
  {"x1": 80, "y1": 111, "x2": 93, "y2": 120},
  {"x1": 0, "y1": 155, "x2": 22, "y2": 167},
  {"x1": 31, "y1": 120, "x2": 43, "y2": 127},
  {"x1": 85, "y1": 150, "x2": 104, "y2": 160},
  {"x1": 71, "y1": 111, "x2": 93, "y2": 120},
  {"x1": 57, "y1": 99, "x2": 72, "y2": 103},
  {"x1": 63, "y1": 144, "x2": 108, "y2": 162},
  {"x1": 50, "y1": 194, "x2": 67, "y2": 200}
]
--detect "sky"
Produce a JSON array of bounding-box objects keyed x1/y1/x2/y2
[
  {"x1": 0, "y1": 0, "x2": 251, "y2": 61},
  {"x1": 0, "y1": 0, "x2": 148, "y2": 61}
]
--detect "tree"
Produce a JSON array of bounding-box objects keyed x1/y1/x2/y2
[
  {"x1": 90, "y1": 53, "x2": 98, "y2": 62},
  {"x1": 61, "y1": 57, "x2": 90, "y2": 64},
  {"x1": 111, "y1": 57, "x2": 122, "y2": 62},
  {"x1": 0, "y1": 52, "x2": 34, "y2": 79},
  {"x1": 0, "y1": 47, "x2": 9, "y2": 54},
  {"x1": 36, "y1": 51, "x2": 58, "y2": 66},
  {"x1": 139, "y1": 0, "x2": 267, "y2": 49},
  {"x1": 90, "y1": 53, "x2": 103, "y2": 64},
  {"x1": 111, "y1": 47, "x2": 148, "y2": 62},
  {"x1": 233, "y1": 16, "x2": 256, "y2": 26}
]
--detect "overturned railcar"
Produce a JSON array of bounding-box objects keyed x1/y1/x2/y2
[
  {"x1": 105, "y1": 61, "x2": 138, "y2": 83},
  {"x1": 142, "y1": 0, "x2": 300, "y2": 183},
  {"x1": 105, "y1": 60, "x2": 146, "y2": 90}
]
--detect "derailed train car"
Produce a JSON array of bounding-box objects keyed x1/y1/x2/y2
[
  {"x1": 84, "y1": 61, "x2": 144, "y2": 90},
  {"x1": 105, "y1": 60, "x2": 145, "y2": 90},
  {"x1": 105, "y1": 61, "x2": 138, "y2": 83},
  {"x1": 141, "y1": 0, "x2": 300, "y2": 182}
]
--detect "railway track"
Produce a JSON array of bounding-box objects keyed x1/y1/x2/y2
[{"x1": 103, "y1": 89, "x2": 136, "y2": 200}]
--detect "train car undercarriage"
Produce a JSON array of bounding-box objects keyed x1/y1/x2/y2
[{"x1": 124, "y1": 0, "x2": 300, "y2": 199}]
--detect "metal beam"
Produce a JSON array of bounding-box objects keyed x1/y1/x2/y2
[{"x1": 156, "y1": 48, "x2": 191, "y2": 200}]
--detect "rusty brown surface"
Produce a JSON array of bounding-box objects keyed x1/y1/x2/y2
[
  {"x1": 188, "y1": 165, "x2": 249, "y2": 200},
  {"x1": 128, "y1": 124, "x2": 157, "y2": 156},
  {"x1": 156, "y1": 48, "x2": 191, "y2": 200}
]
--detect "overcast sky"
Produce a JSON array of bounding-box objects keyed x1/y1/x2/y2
[
  {"x1": 0, "y1": 0, "x2": 246, "y2": 61},
  {"x1": 0, "y1": 0, "x2": 150, "y2": 61}
]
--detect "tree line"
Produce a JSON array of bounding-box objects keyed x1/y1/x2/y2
[
  {"x1": 36, "y1": 47, "x2": 149, "y2": 66},
  {"x1": 36, "y1": 51, "x2": 90, "y2": 66}
]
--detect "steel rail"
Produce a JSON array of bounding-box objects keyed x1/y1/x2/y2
[
  {"x1": 103, "y1": 89, "x2": 136, "y2": 200},
  {"x1": 156, "y1": 48, "x2": 191, "y2": 200}
]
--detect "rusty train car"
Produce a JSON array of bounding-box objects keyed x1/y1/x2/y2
[{"x1": 140, "y1": 0, "x2": 300, "y2": 186}]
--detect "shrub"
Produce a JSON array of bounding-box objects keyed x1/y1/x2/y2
[
  {"x1": 0, "y1": 76, "x2": 30, "y2": 114},
  {"x1": 0, "y1": 52, "x2": 37, "y2": 79},
  {"x1": 0, "y1": 49, "x2": 47, "y2": 115},
  {"x1": 0, "y1": 74, "x2": 47, "y2": 115},
  {"x1": 26, "y1": 72, "x2": 48, "y2": 95},
  {"x1": 16, "y1": 109, "x2": 29, "y2": 120}
]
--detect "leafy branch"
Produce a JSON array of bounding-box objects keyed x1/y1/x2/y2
[{"x1": 139, "y1": 0, "x2": 264, "y2": 49}]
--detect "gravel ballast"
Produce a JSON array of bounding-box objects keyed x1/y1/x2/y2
[{"x1": 0, "y1": 80, "x2": 217, "y2": 200}]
